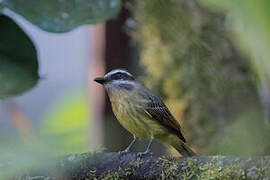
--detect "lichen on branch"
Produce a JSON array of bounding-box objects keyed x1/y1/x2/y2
[{"x1": 18, "y1": 152, "x2": 270, "y2": 179}]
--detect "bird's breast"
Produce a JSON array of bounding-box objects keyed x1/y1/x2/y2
[
  {"x1": 110, "y1": 90, "x2": 140, "y2": 120},
  {"x1": 106, "y1": 87, "x2": 170, "y2": 139},
  {"x1": 107, "y1": 88, "x2": 150, "y2": 138}
]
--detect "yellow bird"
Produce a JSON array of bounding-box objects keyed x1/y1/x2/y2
[{"x1": 94, "y1": 69, "x2": 196, "y2": 156}]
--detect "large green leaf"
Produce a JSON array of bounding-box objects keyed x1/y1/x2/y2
[
  {"x1": 0, "y1": 15, "x2": 38, "y2": 98},
  {"x1": 2, "y1": 0, "x2": 121, "y2": 33}
]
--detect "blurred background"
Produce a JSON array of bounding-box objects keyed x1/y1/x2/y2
[{"x1": 1, "y1": 0, "x2": 270, "y2": 177}]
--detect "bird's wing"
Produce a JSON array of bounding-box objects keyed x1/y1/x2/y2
[{"x1": 139, "y1": 87, "x2": 186, "y2": 142}]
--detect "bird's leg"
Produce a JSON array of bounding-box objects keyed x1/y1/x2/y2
[
  {"x1": 119, "y1": 135, "x2": 137, "y2": 155},
  {"x1": 137, "y1": 138, "x2": 154, "y2": 156}
]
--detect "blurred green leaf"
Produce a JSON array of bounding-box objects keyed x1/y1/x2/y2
[
  {"x1": 0, "y1": 15, "x2": 38, "y2": 99},
  {"x1": 199, "y1": 0, "x2": 270, "y2": 81},
  {"x1": 40, "y1": 90, "x2": 90, "y2": 155},
  {"x1": 2, "y1": 0, "x2": 121, "y2": 33}
]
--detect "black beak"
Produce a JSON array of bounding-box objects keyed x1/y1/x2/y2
[{"x1": 94, "y1": 77, "x2": 106, "y2": 84}]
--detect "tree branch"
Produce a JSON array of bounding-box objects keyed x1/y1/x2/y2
[{"x1": 23, "y1": 153, "x2": 270, "y2": 179}]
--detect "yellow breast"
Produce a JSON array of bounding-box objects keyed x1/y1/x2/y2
[
  {"x1": 108, "y1": 87, "x2": 169, "y2": 139},
  {"x1": 108, "y1": 89, "x2": 149, "y2": 138}
]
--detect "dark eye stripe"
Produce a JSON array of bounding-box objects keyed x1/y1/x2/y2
[{"x1": 112, "y1": 72, "x2": 123, "y2": 79}]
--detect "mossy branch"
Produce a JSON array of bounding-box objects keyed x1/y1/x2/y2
[{"x1": 20, "y1": 152, "x2": 270, "y2": 179}]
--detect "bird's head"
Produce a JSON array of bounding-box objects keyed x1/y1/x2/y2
[{"x1": 94, "y1": 69, "x2": 135, "y2": 85}]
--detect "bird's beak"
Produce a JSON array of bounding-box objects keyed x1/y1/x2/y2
[{"x1": 94, "y1": 77, "x2": 106, "y2": 84}]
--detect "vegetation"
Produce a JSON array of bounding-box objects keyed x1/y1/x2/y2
[
  {"x1": 12, "y1": 152, "x2": 270, "y2": 179},
  {"x1": 0, "y1": 0, "x2": 120, "y2": 178},
  {"x1": 1, "y1": 0, "x2": 270, "y2": 178}
]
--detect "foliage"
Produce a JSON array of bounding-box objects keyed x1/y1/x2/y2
[
  {"x1": 200, "y1": 0, "x2": 270, "y2": 127},
  {"x1": 0, "y1": 0, "x2": 120, "y2": 98},
  {"x1": 131, "y1": 0, "x2": 259, "y2": 150},
  {"x1": 0, "y1": 90, "x2": 91, "y2": 178},
  {"x1": 208, "y1": 109, "x2": 270, "y2": 156},
  {"x1": 2, "y1": 0, "x2": 121, "y2": 33},
  {"x1": 10, "y1": 153, "x2": 270, "y2": 179},
  {"x1": 199, "y1": 0, "x2": 270, "y2": 78},
  {"x1": 0, "y1": 15, "x2": 38, "y2": 99},
  {"x1": 0, "y1": 1, "x2": 119, "y2": 177},
  {"x1": 40, "y1": 89, "x2": 90, "y2": 155}
]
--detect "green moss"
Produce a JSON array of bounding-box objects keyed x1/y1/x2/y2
[
  {"x1": 158, "y1": 157, "x2": 180, "y2": 179},
  {"x1": 101, "y1": 167, "x2": 132, "y2": 179},
  {"x1": 93, "y1": 157, "x2": 144, "y2": 179},
  {"x1": 182, "y1": 157, "x2": 245, "y2": 179},
  {"x1": 198, "y1": 163, "x2": 245, "y2": 179},
  {"x1": 56, "y1": 153, "x2": 270, "y2": 179},
  {"x1": 155, "y1": 156, "x2": 249, "y2": 179},
  {"x1": 16, "y1": 153, "x2": 270, "y2": 179}
]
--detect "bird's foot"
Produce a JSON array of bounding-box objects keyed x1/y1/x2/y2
[
  {"x1": 136, "y1": 150, "x2": 153, "y2": 157},
  {"x1": 118, "y1": 149, "x2": 130, "y2": 155}
]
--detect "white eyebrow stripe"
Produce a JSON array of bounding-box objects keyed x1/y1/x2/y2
[{"x1": 104, "y1": 69, "x2": 133, "y2": 78}]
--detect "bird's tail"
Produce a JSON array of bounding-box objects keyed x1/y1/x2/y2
[
  {"x1": 159, "y1": 134, "x2": 196, "y2": 156},
  {"x1": 172, "y1": 141, "x2": 196, "y2": 156}
]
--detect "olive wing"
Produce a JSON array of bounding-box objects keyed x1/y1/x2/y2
[{"x1": 139, "y1": 88, "x2": 186, "y2": 142}]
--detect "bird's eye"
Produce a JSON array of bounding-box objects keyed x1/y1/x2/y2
[
  {"x1": 116, "y1": 73, "x2": 123, "y2": 79},
  {"x1": 112, "y1": 73, "x2": 124, "y2": 80}
]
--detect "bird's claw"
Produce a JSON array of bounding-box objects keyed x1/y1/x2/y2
[
  {"x1": 118, "y1": 149, "x2": 129, "y2": 155},
  {"x1": 136, "y1": 150, "x2": 153, "y2": 157}
]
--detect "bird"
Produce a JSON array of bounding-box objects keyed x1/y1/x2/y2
[{"x1": 94, "y1": 69, "x2": 196, "y2": 156}]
